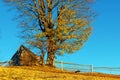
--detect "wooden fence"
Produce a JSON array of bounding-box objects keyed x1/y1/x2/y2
[
  {"x1": 54, "y1": 61, "x2": 120, "y2": 74},
  {"x1": 0, "y1": 61, "x2": 9, "y2": 66}
]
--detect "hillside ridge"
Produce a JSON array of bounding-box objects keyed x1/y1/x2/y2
[{"x1": 0, "y1": 66, "x2": 119, "y2": 80}]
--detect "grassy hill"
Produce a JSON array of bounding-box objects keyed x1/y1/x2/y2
[{"x1": 0, "y1": 66, "x2": 120, "y2": 80}]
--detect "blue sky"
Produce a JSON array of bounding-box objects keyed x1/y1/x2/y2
[{"x1": 0, "y1": 0, "x2": 120, "y2": 70}]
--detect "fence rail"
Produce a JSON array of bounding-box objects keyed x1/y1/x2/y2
[
  {"x1": 55, "y1": 61, "x2": 93, "y2": 72},
  {"x1": 0, "y1": 61, "x2": 9, "y2": 66},
  {"x1": 55, "y1": 61, "x2": 120, "y2": 74}
]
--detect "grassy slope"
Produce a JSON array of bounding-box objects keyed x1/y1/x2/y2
[{"x1": 0, "y1": 66, "x2": 120, "y2": 80}]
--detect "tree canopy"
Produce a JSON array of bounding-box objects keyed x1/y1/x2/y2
[{"x1": 3, "y1": 0, "x2": 95, "y2": 67}]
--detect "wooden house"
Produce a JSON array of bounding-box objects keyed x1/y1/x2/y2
[{"x1": 9, "y1": 45, "x2": 40, "y2": 66}]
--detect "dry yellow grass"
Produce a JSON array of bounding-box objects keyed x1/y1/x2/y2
[{"x1": 0, "y1": 66, "x2": 120, "y2": 80}]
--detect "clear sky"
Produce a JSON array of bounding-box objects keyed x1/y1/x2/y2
[{"x1": 0, "y1": 0, "x2": 120, "y2": 69}]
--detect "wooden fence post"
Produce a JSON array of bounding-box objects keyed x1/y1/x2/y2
[
  {"x1": 61, "y1": 61, "x2": 63, "y2": 70},
  {"x1": 91, "y1": 64, "x2": 93, "y2": 72},
  {"x1": 110, "y1": 68, "x2": 112, "y2": 74}
]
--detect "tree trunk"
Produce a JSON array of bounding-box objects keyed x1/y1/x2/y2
[
  {"x1": 39, "y1": 53, "x2": 45, "y2": 65},
  {"x1": 46, "y1": 37, "x2": 56, "y2": 67},
  {"x1": 46, "y1": 52, "x2": 55, "y2": 67}
]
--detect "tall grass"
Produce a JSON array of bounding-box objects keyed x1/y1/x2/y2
[{"x1": 0, "y1": 66, "x2": 119, "y2": 80}]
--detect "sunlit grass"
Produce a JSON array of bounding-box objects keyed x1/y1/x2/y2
[{"x1": 0, "y1": 66, "x2": 119, "y2": 80}]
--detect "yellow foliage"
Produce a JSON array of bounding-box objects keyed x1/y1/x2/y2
[
  {"x1": 35, "y1": 33, "x2": 45, "y2": 38},
  {"x1": 34, "y1": 7, "x2": 92, "y2": 54}
]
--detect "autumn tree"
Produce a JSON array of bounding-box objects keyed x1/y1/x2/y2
[{"x1": 3, "y1": 0, "x2": 95, "y2": 67}]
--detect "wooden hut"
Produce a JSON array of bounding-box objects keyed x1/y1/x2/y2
[{"x1": 9, "y1": 45, "x2": 40, "y2": 66}]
